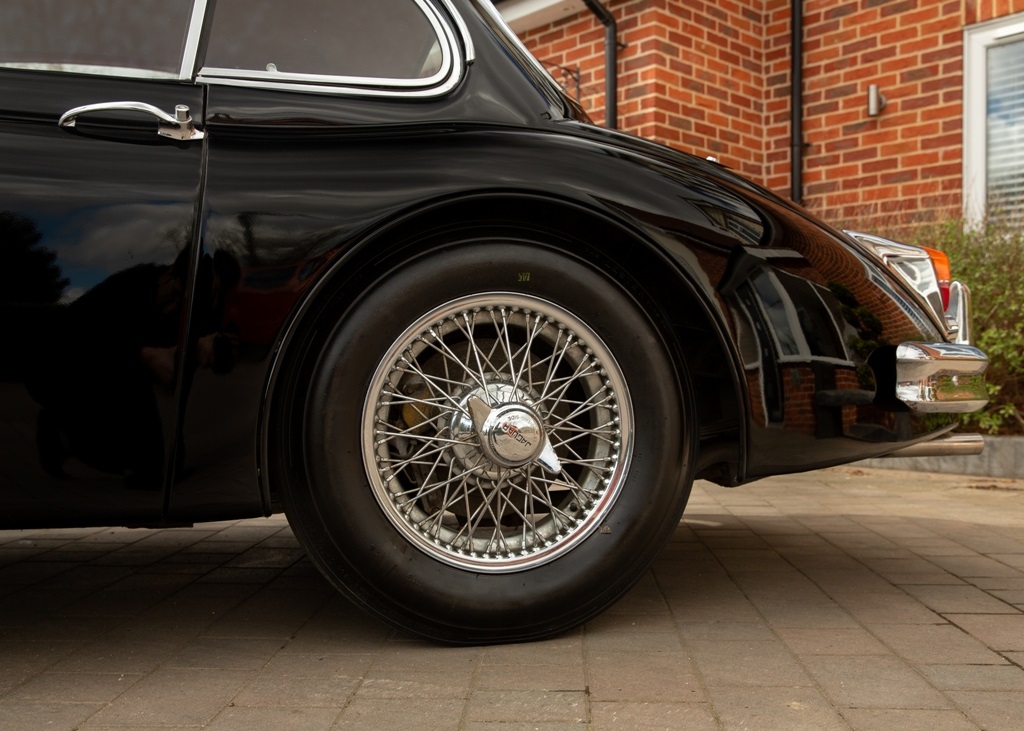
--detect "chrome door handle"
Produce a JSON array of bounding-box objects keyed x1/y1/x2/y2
[{"x1": 59, "y1": 101, "x2": 205, "y2": 141}]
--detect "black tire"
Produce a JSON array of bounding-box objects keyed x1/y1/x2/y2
[{"x1": 274, "y1": 238, "x2": 695, "y2": 644}]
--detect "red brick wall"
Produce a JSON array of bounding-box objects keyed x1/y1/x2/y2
[
  {"x1": 787, "y1": 0, "x2": 966, "y2": 232},
  {"x1": 515, "y1": 0, "x2": 1024, "y2": 233},
  {"x1": 518, "y1": 0, "x2": 767, "y2": 181}
]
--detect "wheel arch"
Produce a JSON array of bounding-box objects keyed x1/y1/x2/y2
[{"x1": 259, "y1": 192, "x2": 746, "y2": 512}]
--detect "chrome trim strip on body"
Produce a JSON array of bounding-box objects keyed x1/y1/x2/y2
[
  {"x1": 196, "y1": 0, "x2": 463, "y2": 99},
  {"x1": 179, "y1": 0, "x2": 209, "y2": 80},
  {"x1": 880, "y1": 433, "x2": 985, "y2": 459},
  {"x1": 895, "y1": 342, "x2": 989, "y2": 413}
]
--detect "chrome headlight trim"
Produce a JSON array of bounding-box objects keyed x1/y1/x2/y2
[{"x1": 845, "y1": 231, "x2": 970, "y2": 343}]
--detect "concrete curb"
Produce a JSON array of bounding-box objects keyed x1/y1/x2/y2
[{"x1": 857, "y1": 434, "x2": 1024, "y2": 478}]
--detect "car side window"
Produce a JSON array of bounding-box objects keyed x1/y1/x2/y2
[
  {"x1": 203, "y1": 0, "x2": 443, "y2": 81},
  {"x1": 0, "y1": 0, "x2": 194, "y2": 77}
]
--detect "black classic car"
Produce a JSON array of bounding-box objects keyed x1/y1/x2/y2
[{"x1": 0, "y1": 0, "x2": 989, "y2": 643}]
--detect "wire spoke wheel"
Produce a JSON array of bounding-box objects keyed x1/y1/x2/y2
[
  {"x1": 363, "y1": 293, "x2": 631, "y2": 572},
  {"x1": 278, "y1": 240, "x2": 694, "y2": 643}
]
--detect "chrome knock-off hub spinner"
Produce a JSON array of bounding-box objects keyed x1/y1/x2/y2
[
  {"x1": 479, "y1": 402, "x2": 543, "y2": 467},
  {"x1": 450, "y1": 383, "x2": 561, "y2": 476}
]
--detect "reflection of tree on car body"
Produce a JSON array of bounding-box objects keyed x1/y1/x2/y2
[{"x1": 0, "y1": 216, "x2": 239, "y2": 489}]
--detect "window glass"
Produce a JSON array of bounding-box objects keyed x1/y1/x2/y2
[
  {"x1": 0, "y1": 0, "x2": 193, "y2": 76},
  {"x1": 986, "y1": 37, "x2": 1024, "y2": 223},
  {"x1": 204, "y1": 0, "x2": 442, "y2": 80}
]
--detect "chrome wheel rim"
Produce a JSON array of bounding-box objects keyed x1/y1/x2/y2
[{"x1": 362, "y1": 292, "x2": 632, "y2": 573}]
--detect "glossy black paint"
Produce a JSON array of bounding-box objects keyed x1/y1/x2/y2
[
  {"x1": 0, "y1": 71, "x2": 205, "y2": 526},
  {"x1": 0, "y1": 0, "x2": 953, "y2": 529}
]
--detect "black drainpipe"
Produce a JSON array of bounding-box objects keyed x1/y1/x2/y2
[
  {"x1": 583, "y1": 0, "x2": 618, "y2": 129},
  {"x1": 791, "y1": 0, "x2": 804, "y2": 204}
]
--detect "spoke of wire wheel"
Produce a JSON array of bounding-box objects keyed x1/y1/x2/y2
[
  {"x1": 429, "y1": 468, "x2": 482, "y2": 548},
  {"x1": 420, "y1": 457, "x2": 458, "y2": 538},
  {"x1": 549, "y1": 426, "x2": 615, "y2": 452},
  {"x1": 380, "y1": 388, "x2": 451, "y2": 414},
  {"x1": 492, "y1": 309, "x2": 516, "y2": 390},
  {"x1": 483, "y1": 477, "x2": 512, "y2": 555},
  {"x1": 418, "y1": 458, "x2": 458, "y2": 540},
  {"x1": 453, "y1": 311, "x2": 508, "y2": 389},
  {"x1": 453, "y1": 477, "x2": 495, "y2": 550},
  {"x1": 379, "y1": 437, "x2": 452, "y2": 477},
  {"x1": 552, "y1": 419, "x2": 617, "y2": 434},
  {"x1": 393, "y1": 460, "x2": 478, "y2": 501},
  {"x1": 417, "y1": 323, "x2": 491, "y2": 395},
  {"x1": 558, "y1": 436, "x2": 611, "y2": 468},
  {"x1": 511, "y1": 312, "x2": 545, "y2": 391},
  {"x1": 542, "y1": 468, "x2": 599, "y2": 506},
  {"x1": 521, "y1": 466, "x2": 540, "y2": 547},
  {"x1": 494, "y1": 308, "x2": 534, "y2": 390},
  {"x1": 390, "y1": 443, "x2": 448, "y2": 503},
  {"x1": 545, "y1": 389, "x2": 614, "y2": 431},
  {"x1": 538, "y1": 366, "x2": 605, "y2": 409},
  {"x1": 500, "y1": 473, "x2": 559, "y2": 513},
  {"x1": 383, "y1": 448, "x2": 447, "y2": 484},
  {"x1": 454, "y1": 312, "x2": 492, "y2": 392},
  {"x1": 538, "y1": 358, "x2": 601, "y2": 419},
  {"x1": 396, "y1": 355, "x2": 470, "y2": 413},
  {"x1": 536, "y1": 327, "x2": 574, "y2": 403},
  {"x1": 375, "y1": 425, "x2": 469, "y2": 448}
]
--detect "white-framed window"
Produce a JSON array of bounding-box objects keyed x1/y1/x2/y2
[{"x1": 964, "y1": 14, "x2": 1024, "y2": 225}]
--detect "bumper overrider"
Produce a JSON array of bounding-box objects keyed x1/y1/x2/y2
[{"x1": 846, "y1": 232, "x2": 989, "y2": 459}]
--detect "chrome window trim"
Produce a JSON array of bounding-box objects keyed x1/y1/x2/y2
[
  {"x1": 196, "y1": 0, "x2": 464, "y2": 98},
  {"x1": 437, "y1": 0, "x2": 475, "y2": 63},
  {"x1": 475, "y1": 0, "x2": 563, "y2": 91},
  {"x1": 195, "y1": 73, "x2": 463, "y2": 98},
  {"x1": 179, "y1": 0, "x2": 209, "y2": 80},
  {"x1": 201, "y1": 66, "x2": 444, "y2": 90},
  {"x1": 0, "y1": 62, "x2": 180, "y2": 80}
]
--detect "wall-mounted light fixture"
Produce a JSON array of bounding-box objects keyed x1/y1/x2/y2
[{"x1": 868, "y1": 84, "x2": 887, "y2": 117}]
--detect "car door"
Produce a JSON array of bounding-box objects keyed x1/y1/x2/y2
[{"x1": 0, "y1": 1, "x2": 206, "y2": 527}]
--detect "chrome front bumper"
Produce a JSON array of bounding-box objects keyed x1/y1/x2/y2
[
  {"x1": 879, "y1": 273, "x2": 990, "y2": 459},
  {"x1": 896, "y1": 342, "x2": 989, "y2": 413},
  {"x1": 895, "y1": 270, "x2": 988, "y2": 414},
  {"x1": 877, "y1": 341, "x2": 988, "y2": 460}
]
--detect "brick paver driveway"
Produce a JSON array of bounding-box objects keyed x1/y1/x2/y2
[{"x1": 1, "y1": 466, "x2": 1022, "y2": 730}]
